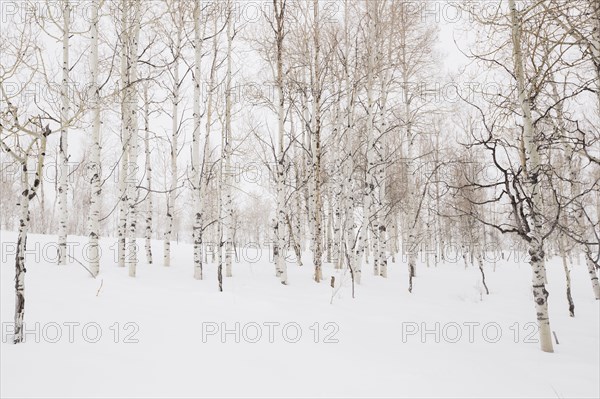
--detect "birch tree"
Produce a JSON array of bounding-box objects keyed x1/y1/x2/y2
[
  {"x1": 509, "y1": 0, "x2": 552, "y2": 351},
  {"x1": 142, "y1": 81, "x2": 153, "y2": 265},
  {"x1": 310, "y1": 0, "x2": 323, "y2": 283},
  {"x1": 223, "y1": 0, "x2": 234, "y2": 279},
  {"x1": 163, "y1": 0, "x2": 186, "y2": 268},
  {"x1": 117, "y1": 0, "x2": 130, "y2": 268},
  {"x1": 88, "y1": 0, "x2": 103, "y2": 277},
  {"x1": 126, "y1": 0, "x2": 140, "y2": 277},
  {"x1": 56, "y1": 0, "x2": 71, "y2": 266},
  {"x1": 457, "y1": 0, "x2": 589, "y2": 352},
  {"x1": 1, "y1": 121, "x2": 49, "y2": 343},
  {"x1": 274, "y1": 0, "x2": 288, "y2": 284},
  {"x1": 1, "y1": 26, "x2": 51, "y2": 339},
  {"x1": 192, "y1": 0, "x2": 205, "y2": 279},
  {"x1": 357, "y1": 0, "x2": 377, "y2": 279},
  {"x1": 31, "y1": 0, "x2": 77, "y2": 265}
]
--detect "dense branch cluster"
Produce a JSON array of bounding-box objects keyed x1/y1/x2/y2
[{"x1": 1, "y1": 0, "x2": 598, "y2": 351}]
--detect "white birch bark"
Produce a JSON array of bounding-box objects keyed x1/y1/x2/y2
[
  {"x1": 300, "y1": 87, "x2": 310, "y2": 255},
  {"x1": 57, "y1": 0, "x2": 70, "y2": 265},
  {"x1": 290, "y1": 111, "x2": 303, "y2": 267},
  {"x1": 192, "y1": 0, "x2": 204, "y2": 280},
  {"x1": 434, "y1": 127, "x2": 443, "y2": 265},
  {"x1": 126, "y1": 0, "x2": 140, "y2": 278},
  {"x1": 591, "y1": 0, "x2": 600, "y2": 112},
  {"x1": 274, "y1": 0, "x2": 288, "y2": 284},
  {"x1": 406, "y1": 129, "x2": 419, "y2": 292},
  {"x1": 214, "y1": 8, "x2": 224, "y2": 292},
  {"x1": 509, "y1": 0, "x2": 553, "y2": 352},
  {"x1": 117, "y1": 0, "x2": 130, "y2": 268},
  {"x1": 550, "y1": 80, "x2": 578, "y2": 310},
  {"x1": 330, "y1": 74, "x2": 344, "y2": 269},
  {"x1": 164, "y1": 22, "x2": 182, "y2": 268},
  {"x1": 376, "y1": 7, "x2": 393, "y2": 278},
  {"x1": 342, "y1": 0, "x2": 359, "y2": 283},
  {"x1": 397, "y1": 6, "x2": 420, "y2": 291},
  {"x1": 558, "y1": 234, "x2": 575, "y2": 316},
  {"x1": 360, "y1": 0, "x2": 377, "y2": 277},
  {"x1": 203, "y1": 14, "x2": 218, "y2": 270},
  {"x1": 332, "y1": 104, "x2": 344, "y2": 269},
  {"x1": 88, "y1": 0, "x2": 101, "y2": 277},
  {"x1": 217, "y1": 158, "x2": 223, "y2": 292},
  {"x1": 301, "y1": 76, "x2": 315, "y2": 257},
  {"x1": 468, "y1": 218, "x2": 489, "y2": 296},
  {"x1": 14, "y1": 164, "x2": 31, "y2": 343},
  {"x1": 311, "y1": 0, "x2": 323, "y2": 283},
  {"x1": 12, "y1": 126, "x2": 48, "y2": 343},
  {"x1": 376, "y1": 192, "x2": 387, "y2": 278},
  {"x1": 585, "y1": 253, "x2": 600, "y2": 300},
  {"x1": 325, "y1": 190, "x2": 333, "y2": 264},
  {"x1": 389, "y1": 218, "x2": 399, "y2": 264},
  {"x1": 462, "y1": 240, "x2": 471, "y2": 269},
  {"x1": 224, "y1": 1, "x2": 234, "y2": 278},
  {"x1": 566, "y1": 135, "x2": 599, "y2": 300},
  {"x1": 143, "y1": 83, "x2": 153, "y2": 265}
]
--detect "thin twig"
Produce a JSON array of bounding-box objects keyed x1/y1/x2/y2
[{"x1": 65, "y1": 253, "x2": 97, "y2": 279}]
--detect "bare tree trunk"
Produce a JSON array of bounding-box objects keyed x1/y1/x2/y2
[
  {"x1": 217, "y1": 164, "x2": 223, "y2": 292},
  {"x1": 331, "y1": 89, "x2": 344, "y2": 269},
  {"x1": 290, "y1": 112, "x2": 304, "y2": 267},
  {"x1": 462, "y1": 241, "x2": 470, "y2": 269},
  {"x1": 143, "y1": 83, "x2": 153, "y2": 265},
  {"x1": 88, "y1": 0, "x2": 101, "y2": 277},
  {"x1": 14, "y1": 167, "x2": 30, "y2": 343},
  {"x1": 192, "y1": 0, "x2": 204, "y2": 280},
  {"x1": 311, "y1": 0, "x2": 323, "y2": 283},
  {"x1": 326, "y1": 194, "x2": 333, "y2": 263},
  {"x1": 57, "y1": 0, "x2": 70, "y2": 266},
  {"x1": 592, "y1": 0, "x2": 600, "y2": 112},
  {"x1": 510, "y1": 0, "x2": 553, "y2": 353},
  {"x1": 341, "y1": 0, "x2": 359, "y2": 283},
  {"x1": 164, "y1": 25, "x2": 181, "y2": 268},
  {"x1": 216, "y1": 10, "x2": 226, "y2": 290},
  {"x1": 127, "y1": 0, "x2": 140, "y2": 277},
  {"x1": 389, "y1": 219, "x2": 398, "y2": 264},
  {"x1": 224, "y1": 1, "x2": 234, "y2": 279},
  {"x1": 286, "y1": 214, "x2": 301, "y2": 268},
  {"x1": 376, "y1": 15, "x2": 393, "y2": 278},
  {"x1": 117, "y1": 0, "x2": 130, "y2": 268},
  {"x1": 475, "y1": 248, "x2": 489, "y2": 295},
  {"x1": 585, "y1": 251, "x2": 600, "y2": 300},
  {"x1": 14, "y1": 127, "x2": 48, "y2": 343},
  {"x1": 274, "y1": 0, "x2": 288, "y2": 284},
  {"x1": 358, "y1": 1, "x2": 377, "y2": 278},
  {"x1": 200, "y1": 14, "x2": 218, "y2": 274},
  {"x1": 406, "y1": 133, "x2": 419, "y2": 292},
  {"x1": 559, "y1": 235, "x2": 575, "y2": 316}
]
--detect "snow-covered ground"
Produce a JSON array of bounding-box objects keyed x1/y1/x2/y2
[{"x1": 1, "y1": 231, "x2": 598, "y2": 398}]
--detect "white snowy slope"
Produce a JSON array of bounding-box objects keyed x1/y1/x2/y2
[{"x1": 0, "y1": 231, "x2": 598, "y2": 398}]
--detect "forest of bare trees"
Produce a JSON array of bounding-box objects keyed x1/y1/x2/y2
[{"x1": 1, "y1": 0, "x2": 599, "y2": 359}]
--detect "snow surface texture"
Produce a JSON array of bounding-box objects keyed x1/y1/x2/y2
[{"x1": 1, "y1": 231, "x2": 598, "y2": 398}]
